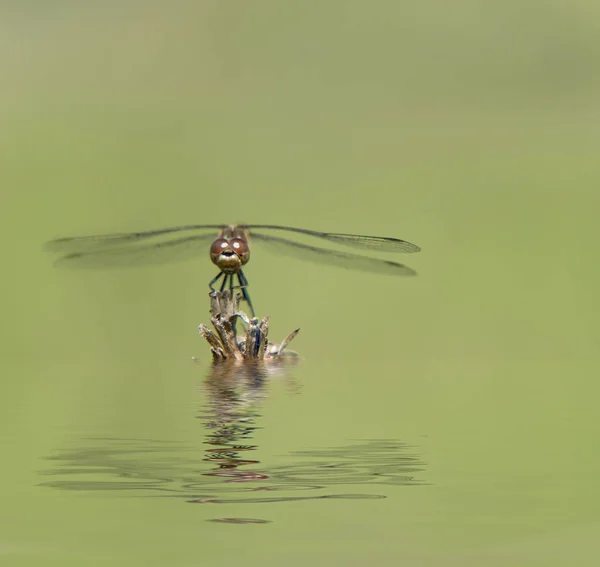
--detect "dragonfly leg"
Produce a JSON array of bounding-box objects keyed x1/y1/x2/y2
[
  {"x1": 209, "y1": 271, "x2": 224, "y2": 290},
  {"x1": 237, "y1": 269, "x2": 255, "y2": 318},
  {"x1": 219, "y1": 273, "x2": 229, "y2": 292}
]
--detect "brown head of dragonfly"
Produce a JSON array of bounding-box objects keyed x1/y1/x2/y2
[
  {"x1": 209, "y1": 226, "x2": 251, "y2": 275},
  {"x1": 208, "y1": 226, "x2": 255, "y2": 316}
]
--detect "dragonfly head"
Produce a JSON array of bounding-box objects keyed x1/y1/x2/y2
[{"x1": 210, "y1": 237, "x2": 250, "y2": 273}]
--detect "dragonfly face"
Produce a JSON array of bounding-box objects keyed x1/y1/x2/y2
[{"x1": 209, "y1": 226, "x2": 251, "y2": 274}]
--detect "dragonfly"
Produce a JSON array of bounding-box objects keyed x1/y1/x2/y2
[{"x1": 46, "y1": 224, "x2": 421, "y2": 317}]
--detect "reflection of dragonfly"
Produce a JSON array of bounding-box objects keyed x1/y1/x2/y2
[{"x1": 46, "y1": 224, "x2": 421, "y2": 316}]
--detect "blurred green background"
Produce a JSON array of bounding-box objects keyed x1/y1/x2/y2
[{"x1": 2, "y1": 1, "x2": 600, "y2": 565}]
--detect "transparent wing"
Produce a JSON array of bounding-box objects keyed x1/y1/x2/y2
[
  {"x1": 51, "y1": 234, "x2": 217, "y2": 268},
  {"x1": 45, "y1": 224, "x2": 226, "y2": 254},
  {"x1": 251, "y1": 234, "x2": 417, "y2": 276},
  {"x1": 246, "y1": 225, "x2": 420, "y2": 253}
]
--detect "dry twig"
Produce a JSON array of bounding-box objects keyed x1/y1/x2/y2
[{"x1": 198, "y1": 290, "x2": 299, "y2": 362}]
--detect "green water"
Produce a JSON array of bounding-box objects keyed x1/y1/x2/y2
[{"x1": 3, "y1": 2, "x2": 600, "y2": 565}]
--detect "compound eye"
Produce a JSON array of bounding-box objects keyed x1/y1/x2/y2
[
  {"x1": 230, "y1": 238, "x2": 250, "y2": 264},
  {"x1": 209, "y1": 238, "x2": 229, "y2": 263}
]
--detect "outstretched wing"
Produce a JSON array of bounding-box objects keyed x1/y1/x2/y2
[
  {"x1": 45, "y1": 223, "x2": 420, "y2": 270},
  {"x1": 250, "y1": 233, "x2": 417, "y2": 276},
  {"x1": 246, "y1": 225, "x2": 420, "y2": 253},
  {"x1": 47, "y1": 233, "x2": 218, "y2": 268},
  {"x1": 45, "y1": 224, "x2": 226, "y2": 255}
]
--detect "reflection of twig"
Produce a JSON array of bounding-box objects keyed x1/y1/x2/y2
[
  {"x1": 198, "y1": 290, "x2": 300, "y2": 362},
  {"x1": 201, "y1": 361, "x2": 270, "y2": 484},
  {"x1": 200, "y1": 345, "x2": 302, "y2": 492}
]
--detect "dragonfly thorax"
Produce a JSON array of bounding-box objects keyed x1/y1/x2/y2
[{"x1": 210, "y1": 237, "x2": 250, "y2": 274}]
